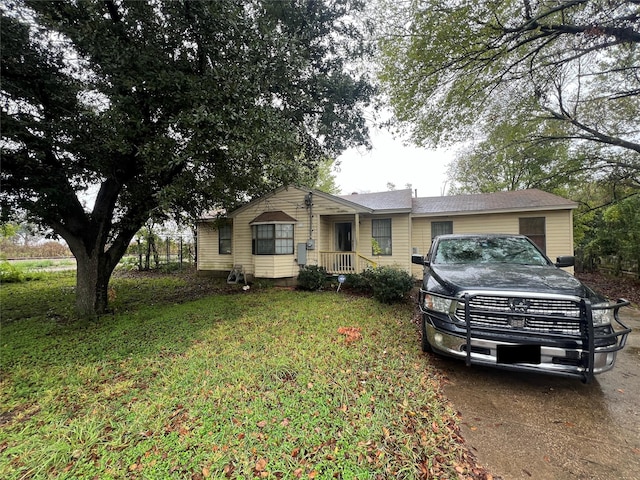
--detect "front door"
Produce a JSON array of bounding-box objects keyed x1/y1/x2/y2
[
  {"x1": 334, "y1": 222, "x2": 353, "y2": 272},
  {"x1": 335, "y1": 222, "x2": 352, "y2": 251}
]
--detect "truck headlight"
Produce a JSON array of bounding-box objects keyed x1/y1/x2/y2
[
  {"x1": 424, "y1": 294, "x2": 454, "y2": 314},
  {"x1": 592, "y1": 303, "x2": 614, "y2": 326}
]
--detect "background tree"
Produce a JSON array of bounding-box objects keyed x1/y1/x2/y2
[
  {"x1": 575, "y1": 185, "x2": 640, "y2": 277},
  {"x1": 446, "y1": 95, "x2": 589, "y2": 194},
  {"x1": 378, "y1": 0, "x2": 639, "y2": 187},
  {"x1": 1, "y1": 0, "x2": 373, "y2": 316},
  {"x1": 301, "y1": 157, "x2": 342, "y2": 194}
]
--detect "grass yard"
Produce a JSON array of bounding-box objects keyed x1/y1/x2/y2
[{"x1": 0, "y1": 270, "x2": 485, "y2": 479}]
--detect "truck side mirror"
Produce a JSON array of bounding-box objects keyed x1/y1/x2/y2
[
  {"x1": 412, "y1": 254, "x2": 428, "y2": 266},
  {"x1": 411, "y1": 253, "x2": 431, "y2": 267},
  {"x1": 555, "y1": 256, "x2": 575, "y2": 268}
]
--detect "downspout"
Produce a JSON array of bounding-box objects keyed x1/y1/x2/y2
[
  {"x1": 304, "y1": 192, "x2": 314, "y2": 250},
  {"x1": 307, "y1": 191, "x2": 313, "y2": 241}
]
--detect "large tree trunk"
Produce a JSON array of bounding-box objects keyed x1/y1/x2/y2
[
  {"x1": 64, "y1": 221, "x2": 137, "y2": 317},
  {"x1": 75, "y1": 251, "x2": 114, "y2": 316}
]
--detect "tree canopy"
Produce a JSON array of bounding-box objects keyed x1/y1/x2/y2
[
  {"x1": 378, "y1": 0, "x2": 639, "y2": 188},
  {"x1": 445, "y1": 94, "x2": 578, "y2": 194},
  {"x1": 1, "y1": 0, "x2": 373, "y2": 315}
]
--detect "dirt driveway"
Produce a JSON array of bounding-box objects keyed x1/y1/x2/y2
[{"x1": 436, "y1": 307, "x2": 640, "y2": 480}]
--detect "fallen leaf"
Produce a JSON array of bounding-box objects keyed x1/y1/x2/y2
[
  {"x1": 337, "y1": 326, "x2": 362, "y2": 343},
  {"x1": 223, "y1": 463, "x2": 235, "y2": 478},
  {"x1": 202, "y1": 466, "x2": 210, "y2": 477},
  {"x1": 255, "y1": 458, "x2": 267, "y2": 472},
  {"x1": 257, "y1": 420, "x2": 267, "y2": 428},
  {"x1": 308, "y1": 471, "x2": 319, "y2": 478}
]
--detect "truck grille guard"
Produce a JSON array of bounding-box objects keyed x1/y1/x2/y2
[
  {"x1": 459, "y1": 293, "x2": 632, "y2": 383},
  {"x1": 417, "y1": 288, "x2": 631, "y2": 384}
]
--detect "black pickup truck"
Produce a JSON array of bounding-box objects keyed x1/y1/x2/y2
[{"x1": 411, "y1": 234, "x2": 631, "y2": 383}]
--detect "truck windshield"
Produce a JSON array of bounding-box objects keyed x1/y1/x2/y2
[{"x1": 433, "y1": 237, "x2": 549, "y2": 266}]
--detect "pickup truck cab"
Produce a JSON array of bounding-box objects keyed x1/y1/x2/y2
[{"x1": 412, "y1": 234, "x2": 631, "y2": 383}]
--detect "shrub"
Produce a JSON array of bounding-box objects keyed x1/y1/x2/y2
[
  {"x1": 297, "y1": 265, "x2": 328, "y2": 291},
  {"x1": 345, "y1": 269, "x2": 374, "y2": 293},
  {"x1": 344, "y1": 266, "x2": 414, "y2": 304},
  {"x1": 0, "y1": 261, "x2": 25, "y2": 283},
  {"x1": 369, "y1": 266, "x2": 414, "y2": 304}
]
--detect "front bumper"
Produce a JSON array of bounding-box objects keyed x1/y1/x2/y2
[
  {"x1": 420, "y1": 293, "x2": 631, "y2": 383},
  {"x1": 425, "y1": 322, "x2": 620, "y2": 378}
]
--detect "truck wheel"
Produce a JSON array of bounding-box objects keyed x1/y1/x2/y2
[{"x1": 421, "y1": 316, "x2": 433, "y2": 353}]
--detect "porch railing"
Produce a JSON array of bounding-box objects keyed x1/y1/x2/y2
[{"x1": 319, "y1": 251, "x2": 377, "y2": 274}]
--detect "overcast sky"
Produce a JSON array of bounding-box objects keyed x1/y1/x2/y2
[{"x1": 334, "y1": 126, "x2": 456, "y2": 198}]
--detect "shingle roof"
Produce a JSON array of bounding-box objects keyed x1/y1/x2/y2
[
  {"x1": 250, "y1": 211, "x2": 298, "y2": 224},
  {"x1": 203, "y1": 186, "x2": 577, "y2": 221},
  {"x1": 340, "y1": 189, "x2": 413, "y2": 211},
  {"x1": 411, "y1": 189, "x2": 578, "y2": 216}
]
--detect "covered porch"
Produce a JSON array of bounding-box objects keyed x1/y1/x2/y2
[{"x1": 314, "y1": 212, "x2": 379, "y2": 274}]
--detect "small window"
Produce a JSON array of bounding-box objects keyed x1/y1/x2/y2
[
  {"x1": 252, "y1": 224, "x2": 294, "y2": 255},
  {"x1": 519, "y1": 217, "x2": 546, "y2": 252},
  {"x1": 218, "y1": 224, "x2": 232, "y2": 255},
  {"x1": 372, "y1": 218, "x2": 392, "y2": 255},
  {"x1": 431, "y1": 221, "x2": 453, "y2": 238}
]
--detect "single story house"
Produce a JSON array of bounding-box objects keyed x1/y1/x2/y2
[{"x1": 197, "y1": 185, "x2": 578, "y2": 282}]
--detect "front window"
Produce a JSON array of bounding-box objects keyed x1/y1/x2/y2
[
  {"x1": 372, "y1": 218, "x2": 392, "y2": 255},
  {"x1": 219, "y1": 224, "x2": 232, "y2": 255},
  {"x1": 252, "y1": 224, "x2": 294, "y2": 255}
]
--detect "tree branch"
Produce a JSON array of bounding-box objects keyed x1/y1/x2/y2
[{"x1": 104, "y1": 0, "x2": 122, "y2": 23}]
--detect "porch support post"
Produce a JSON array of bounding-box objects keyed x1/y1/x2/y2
[{"x1": 354, "y1": 213, "x2": 360, "y2": 255}]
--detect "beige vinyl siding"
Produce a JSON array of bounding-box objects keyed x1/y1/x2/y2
[
  {"x1": 253, "y1": 255, "x2": 301, "y2": 278},
  {"x1": 541, "y1": 209, "x2": 575, "y2": 262},
  {"x1": 197, "y1": 222, "x2": 234, "y2": 271},
  {"x1": 319, "y1": 216, "x2": 333, "y2": 253},
  {"x1": 410, "y1": 210, "x2": 574, "y2": 277}
]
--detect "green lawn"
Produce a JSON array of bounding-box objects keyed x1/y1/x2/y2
[
  {"x1": 5, "y1": 258, "x2": 76, "y2": 270},
  {"x1": 0, "y1": 271, "x2": 477, "y2": 479}
]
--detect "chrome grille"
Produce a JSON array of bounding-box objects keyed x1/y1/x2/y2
[{"x1": 455, "y1": 295, "x2": 583, "y2": 335}]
